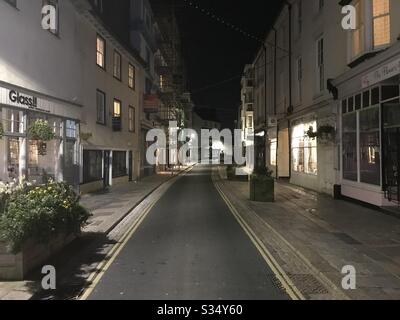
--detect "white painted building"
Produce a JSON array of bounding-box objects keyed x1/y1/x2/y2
[
  {"x1": 252, "y1": 0, "x2": 348, "y2": 195},
  {"x1": 0, "y1": 0, "x2": 83, "y2": 187},
  {"x1": 0, "y1": 0, "x2": 145, "y2": 193},
  {"x1": 333, "y1": 0, "x2": 400, "y2": 207}
]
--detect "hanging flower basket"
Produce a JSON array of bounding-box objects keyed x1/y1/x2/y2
[
  {"x1": 28, "y1": 120, "x2": 56, "y2": 142},
  {"x1": 0, "y1": 122, "x2": 4, "y2": 140},
  {"x1": 305, "y1": 125, "x2": 336, "y2": 144}
]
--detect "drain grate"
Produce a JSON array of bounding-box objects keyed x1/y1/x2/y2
[{"x1": 288, "y1": 273, "x2": 329, "y2": 296}]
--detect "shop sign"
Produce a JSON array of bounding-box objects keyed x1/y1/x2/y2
[
  {"x1": 0, "y1": 86, "x2": 51, "y2": 113},
  {"x1": 362, "y1": 58, "x2": 400, "y2": 88}
]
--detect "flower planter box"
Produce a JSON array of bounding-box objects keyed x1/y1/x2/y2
[
  {"x1": 249, "y1": 174, "x2": 275, "y2": 202},
  {"x1": 0, "y1": 233, "x2": 76, "y2": 281}
]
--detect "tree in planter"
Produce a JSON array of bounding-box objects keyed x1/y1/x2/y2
[
  {"x1": 28, "y1": 120, "x2": 56, "y2": 156},
  {"x1": 249, "y1": 166, "x2": 275, "y2": 202}
]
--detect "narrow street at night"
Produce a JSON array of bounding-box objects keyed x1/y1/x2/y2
[
  {"x1": 2, "y1": 0, "x2": 400, "y2": 310},
  {"x1": 87, "y1": 166, "x2": 289, "y2": 300}
]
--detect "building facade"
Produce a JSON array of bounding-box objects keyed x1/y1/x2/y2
[
  {"x1": 252, "y1": 0, "x2": 348, "y2": 195},
  {"x1": 0, "y1": 0, "x2": 145, "y2": 193},
  {"x1": 0, "y1": 0, "x2": 83, "y2": 187},
  {"x1": 74, "y1": 0, "x2": 144, "y2": 193},
  {"x1": 333, "y1": 0, "x2": 400, "y2": 207},
  {"x1": 239, "y1": 65, "x2": 255, "y2": 149},
  {"x1": 250, "y1": 0, "x2": 400, "y2": 209}
]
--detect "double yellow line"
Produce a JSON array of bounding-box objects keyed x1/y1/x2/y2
[
  {"x1": 213, "y1": 181, "x2": 305, "y2": 301},
  {"x1": 79, "y1": 195, "x2": 161, "y2": 300}
]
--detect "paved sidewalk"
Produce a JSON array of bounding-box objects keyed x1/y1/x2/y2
[
  {"x1": 215, "y1": 167, "x2": 400, "y2": 300},
  {"x1": 82, "y1": 173, "x2": 175, "y2": 234}
]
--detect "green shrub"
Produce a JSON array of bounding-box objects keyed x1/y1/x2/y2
[
  {"x1": 0, "y1": 181, "x2": 91, "y2": 253},
  {"x1": 28, "y1": 119, "x2": 56, "y2": 141}
]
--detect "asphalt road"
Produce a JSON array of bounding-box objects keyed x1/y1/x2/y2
[{"x1": 88, "y1": 165, "x2": 289, "y2": 300}]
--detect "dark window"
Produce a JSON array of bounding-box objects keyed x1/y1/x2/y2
[
  {"x1": 381, "y1": 85, "x2": 399, "y2": 101},
  {"x1": 129, "y1": 106, "x2": 135, "y2": 132},
  {"x1": 83, "y1": 150, "x2": 103, "y2": 183},
  {"x1": 355, "y1": 94, "x2": 362, "y2": 110},
  {"x1": 371, "y1": 87, "x2": 380, "y2": 105},
  {"x1": 343, "y1": 113, "x2": 357, "y2": 182},
  {"x1": 363, "y1": 91, "x2": 370, "y2": 108},
  {"x1": 359, "y1": 107, "x2": 380, "y2": 185},
  {"x1": 113, "y1": 50, "x2": 121, "y2": 80},
  {"x1": 112, "y1": 151, "x2": 127, "y2": 178},
  {"x1": 96, "y1": 90, "x2": 106, "y2": 124},
  {"x1": 348, "y1": 97, "x2": 354, "y2": 112}
]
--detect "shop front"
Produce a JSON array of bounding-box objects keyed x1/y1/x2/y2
[
  {"x1": 80, "y1": 147, "x2": 134, "y2": 194},
  {"x1": 0, "y1": 84, "x2": 81, "y2": 188},
  {"x1": 334, "y1": 44, "x2": 400, "y2": 207}
]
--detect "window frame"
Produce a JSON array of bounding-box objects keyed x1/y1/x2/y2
[
  {"x1": 316, "y1": 36, "x2": 325, "y2": 94},
  {"x1": 128, "y1": 63, "x2": 136, "y2": 90},
  {"x1": 128, "y1": 106, "x2": 136, "y2": 133},
  {"x1": 112, "y1": 99, "x2": 122, "y2": 132},
  {"x1": 113, "y1": 50, "x2": 122, "y2": 81},
  {"x1": 96, "y1": 89, "x2": 106, "y2": 125},
  {"x1": 96, "y1": 34, "x2": 106, "y2": 70}
]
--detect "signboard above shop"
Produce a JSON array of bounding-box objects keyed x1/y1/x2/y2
[
  {"x1": 0, "y1": 84, "x2": 82, "y2": 120},
  {"x1": 362, "y1": 58, "x2": 400, "y2": 89},
  {"x1": 0, "y1": 86, "x2": 50, "y2": 113}
]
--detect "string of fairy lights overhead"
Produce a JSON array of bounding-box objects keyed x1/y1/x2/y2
[{"x1": 182, "y1": 0, "x2": 289, "y2": 54}]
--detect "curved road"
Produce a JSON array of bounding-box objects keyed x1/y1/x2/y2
[{"x1": 88, "y1": 166, "x2": 289, "y2": 300}]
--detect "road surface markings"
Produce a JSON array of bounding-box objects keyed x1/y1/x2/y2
[
  {"x1": 79, "y1": 199, "x2": 157, "y2": 300},
  {"x1": 213, "y1": 180, "x2": 305, "y2": 301}
]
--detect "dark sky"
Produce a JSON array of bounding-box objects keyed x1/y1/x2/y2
[{"x1": 174, "y1": 0, "x2": 284, "y2": 128}]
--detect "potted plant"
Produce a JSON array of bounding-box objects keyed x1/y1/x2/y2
[
  {"x1": 305, "y1": 125, "x2": 336, "y2": 144},
  {"x1": 318, "y1": 125, "x2": 336, "y2": 143},
  {"x1": 27, "y1": 120, "x2": 56, "y2": 156},
  {"x1": 249, "y1": 166, "x2": 275, "y2": 202}
]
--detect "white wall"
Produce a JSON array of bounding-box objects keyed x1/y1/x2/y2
[{"x1": 0, "y1": 0, "x2": 83, "y2": 103}]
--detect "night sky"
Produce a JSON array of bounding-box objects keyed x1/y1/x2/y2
[{"x1": 174, "y1": 0, "x2": 284, "y2": 128}]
